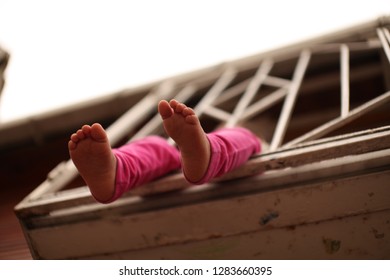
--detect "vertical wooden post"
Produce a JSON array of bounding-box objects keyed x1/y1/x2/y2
[{"x1": 340, "y1": 44, "x2": 350, "y2": 118}]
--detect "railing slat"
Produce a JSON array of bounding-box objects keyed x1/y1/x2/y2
[
  {"x1": 340, "y1": 44, "x2": 350, "y2": 117},
  {"x1": 270, "y1": 50, "x2": 311, "y2": 151}
]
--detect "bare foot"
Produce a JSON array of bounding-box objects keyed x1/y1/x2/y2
[
  {"x1": 158, "y1": 99, "x2": 211, "y2": 183},
  {"x1": 68, "y1": 123, "x2": 117, "y2": 202}
]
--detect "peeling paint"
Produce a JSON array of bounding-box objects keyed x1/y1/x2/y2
[
  {"x1": 322, "y1": 238, "x2": 341, "y2": 254},
  {"x1": 259, "y1": 211, "x2": 279, "y2": 226},
  {"x1": 371, "y1": 228, "x2": 385, "y2": 239}
]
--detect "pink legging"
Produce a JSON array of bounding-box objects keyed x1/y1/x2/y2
[{"x1": 96, "y1": 127, "x2": 261, "y2": 203}]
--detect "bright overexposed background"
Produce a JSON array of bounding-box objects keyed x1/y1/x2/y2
[{"x1": 0, "y1": 0, "x2": 388, "y2": 123}]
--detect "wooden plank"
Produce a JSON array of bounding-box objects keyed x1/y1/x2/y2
[
  {"x1": 30, "y1": 146, "x2": 390, "y2": 228},
  {"x1": 225, "y1": 59, "x2": 273, "y2": 127},
  {"x1": 14, "y1": 127, "x2": 390, "y2": 218},
  {"x1": 310, "y1": 40, "x2": 382, "y2": 54},
  {"x1": 129, "y1": 128, "x2": 390, "y2": 194},
  {"x1": 85, "y1": 209, "x2": 390, "y2": 259},
  {"x1": 26, "y1": 169, "x2": 390, "y2": 259},
  {"x1": 270, "y1": 50, "x2": 311, "y2": 151},
  {"x1": 20, "y1": 146, "x2": 390, "y2": 231},
  {"x1": 340, "y1": 44, "x2": 350, "y2": 117},
  {"x1": 283, "y1": 90, "x2": 390, "y2": 147}
]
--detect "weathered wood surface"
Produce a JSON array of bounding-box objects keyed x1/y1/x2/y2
[
  {"x1": 24, "y1": 146, "x2": 390, "y2": 227},
  {"x1": 85, "y1": 209, "x2": 390, "y2": 260},
  {"x1": 14, "y1": 127, "x2": 390, "y2": 218},
  {"x1": 26, "y1": 169, "x2": 390, "y2": 259}
]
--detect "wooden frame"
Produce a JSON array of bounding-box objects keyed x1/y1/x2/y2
[{"x1": 15, "y1": 17, "x2": 390, "y2": 259}]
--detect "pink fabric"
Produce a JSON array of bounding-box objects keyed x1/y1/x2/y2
[
  {"x1": 96, "y1": 128, "x2": 260, "y2": 203},
  {"x1": 96, "y1": 136, "x2": 181, "y2": 203},
  {"x1": 184, "y1": 127, "x2": 261, "y2": 184}
]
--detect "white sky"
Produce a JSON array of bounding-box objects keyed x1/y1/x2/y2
[{"x1": 0, "y1": 0, "x2": 388, "y2": 123}]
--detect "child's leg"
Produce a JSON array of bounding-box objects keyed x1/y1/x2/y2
[
  {"x1": 158, "y1": 99, "x2": 261, "y2": 185},
  {"x1": 112, "y1": 136, "x2": 180, "y2": 202},
  {"x1": 199, "y1": 127, "x2": 261, "y2": 184},
  {"x1": 69, "y1": 123, "x2": 180, "y2": 203}
]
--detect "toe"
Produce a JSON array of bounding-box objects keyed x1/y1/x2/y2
[
  {"x1": 76, "y1": 129, "x2": 86, "y2": 139},
  {"x1": 68, "y1": 140, "x2": 77, "y2": 150},
  {"x1": 158, "y1": 100, "x2": 173, "y2": 119},
  {"x1": 182, "y1": 107, "x2": 195, "y2": 117},
  {"x1": 169, "y1": 99, "x2": 179, "y2": 109},
  {"x1": 90, "y1": 123, "x2": 108, "y2": 142},
  {"x1": 175, "y1": 102, "x2": 185, "y2": 113},
  {"x1": 70, "y1": 133, "x2": 79, "y2": 142},
  {"x1": 82, "y1": 125, "x2": 92, "y2": 135}
]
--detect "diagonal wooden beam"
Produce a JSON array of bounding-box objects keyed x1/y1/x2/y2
[
  {"x1": 270, "y1": 50, "x2": 311, "y2": 151},
  {"x1": 193, "y1": 67, "x2": 237, "y2": 115},
  {"x1": 377, "y1": 28, "x2": 390, "y2": 63},
  {"x1": 283, "y1": 90, "x2": 390, "y2": 147},
  {"x1": 225, "y1": 59, "x2": 273, "y2": 127},
  {"x1": 241, "y1": 87, "x2": 288, "y2": 122}
]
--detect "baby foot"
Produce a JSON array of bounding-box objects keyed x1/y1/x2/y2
[
  {"x1": 68, "y1": 123, "x2": 117, "y2": 202},
  {"x1": 158, "y1": 99, "x2": 211, "y2": 183}
]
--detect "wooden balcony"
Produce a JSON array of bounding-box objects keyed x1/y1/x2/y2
[{"x1": 2, "y1": 16, "x2": 390, "y2": 259}]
